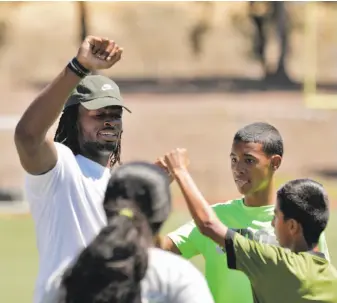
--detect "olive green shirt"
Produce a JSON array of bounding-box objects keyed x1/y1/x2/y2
[{"x1": 225, "y1": 230, "x2": 337, "y2": 303}]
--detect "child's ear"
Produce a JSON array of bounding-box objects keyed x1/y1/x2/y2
[
  {"x1": 270, "y1": 155, "x2": 282, "y2": 171},
  {"x1": 288, "y1": 219, "x2": 301, "y2": 236}
]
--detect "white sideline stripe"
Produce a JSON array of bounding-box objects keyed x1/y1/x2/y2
[
  {"x1": 0, "y1": 115, "x2": 20, "y2": 130},
  {"x1": 0, "y1": 201, "x2": 30, "y2": 215}
]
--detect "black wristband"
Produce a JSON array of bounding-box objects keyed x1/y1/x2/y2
[
  {"x1": 72, "y1": 57, "x2": 90, "y2": 74},
  {"x1": 67, "y1": 57, "x2": 91, "y2": 78}
]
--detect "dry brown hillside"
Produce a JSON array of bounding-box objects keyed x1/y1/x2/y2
[{"x1": 0, "y1": 2, "x2": 336, "y2": 87}]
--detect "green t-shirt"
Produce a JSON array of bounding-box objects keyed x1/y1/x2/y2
[
  {"x1": 225, "y1": 230, "x2": 337, "y2": 303},
  {"x1": 168, "y1": 198, "x2": 330, "y2": 303}
]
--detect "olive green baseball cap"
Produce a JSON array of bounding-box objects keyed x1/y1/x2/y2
[{"x1": 64, "y1": 75, "x2": 131, "y2": 113}]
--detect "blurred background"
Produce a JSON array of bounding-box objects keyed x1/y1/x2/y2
[{"x1": 1, "y1": 1, "x2": 337, "y2": 302}]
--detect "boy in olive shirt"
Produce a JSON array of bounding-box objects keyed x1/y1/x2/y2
[
  {"x1": 165, "y1": 148, "x2": 337, "y2": 303},
  {"x1": 160, "y1": 123, "x2": 330, "y2": 303}
]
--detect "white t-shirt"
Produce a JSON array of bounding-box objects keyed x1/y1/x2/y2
[
  {"x1": 141, "y1": 248, "x2": 214, "y2": 303},
  {"x1": 25, "y1": 143, "x2": 111, "y2": 303},
  {"x1": 41, "y1": 248, "x2": 214, "y2": 303}
]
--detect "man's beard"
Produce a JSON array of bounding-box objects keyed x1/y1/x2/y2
[{"x1": 81, "y1": 140, "x2": 118, "y2": 159}]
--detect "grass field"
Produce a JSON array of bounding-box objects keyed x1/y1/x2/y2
[
  {"x1": 2, "y1": 82, "x2": 337, "y2": 303},
  {"x1": 2, "y1": 91, "x2": 337, "y2": 302},
  {"x1": 1, "y1": 210, "x2": 337, "y2": 303}
]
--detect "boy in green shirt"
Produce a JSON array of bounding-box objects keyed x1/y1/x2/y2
[
  {"x1": 164, "y1": 148, "x2": 337, "y2": 303},
  {"x1": 160, "y1": 122, "x2": 330, "y2": 303}
]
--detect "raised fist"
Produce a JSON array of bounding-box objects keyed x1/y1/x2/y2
[
  {"x1": 76, "y1": 36, "x2": 123, "y2": 71},
  {"x1": 154, "y1": 157, "x2": 174, "y2": 184},
  {"x1": 164, "y1": 148, "x2": 190, "y2": 175}
]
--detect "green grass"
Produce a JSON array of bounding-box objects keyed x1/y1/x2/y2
[
  {"x1": 1, "y1": 210, "x2": 337, "y2": 303},
  {"x1": 0, "y1": 217, "x2": 38, "y2": 302}
]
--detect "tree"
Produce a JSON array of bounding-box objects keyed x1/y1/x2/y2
[
  {"x1": 189, "y1": 2, "x2": 214, "y2": 57},
  {"x1": 78, "y1": 1, "x2": 88, "y2": 44},
  {"x1": 249, "y1": 1, "x2": 292, "y2": 82},
  {"x1": 272, "y1": 2, "x2": 290, "y2": 82}
]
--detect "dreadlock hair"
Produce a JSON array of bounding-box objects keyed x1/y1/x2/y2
[
  {"x1": 54, "y1": 104, "x2": 122, "y2": 168},
  {"x1": 60, "y1": 198, "x2": 151, "y2": 303}
]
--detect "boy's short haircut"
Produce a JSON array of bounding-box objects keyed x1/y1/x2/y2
[
  {"x1": 234, "y1": 122, "x2": 284, "y2": 157},
  {"x1": 277, "y1": 178, "x2": 329, "y2": 247}
]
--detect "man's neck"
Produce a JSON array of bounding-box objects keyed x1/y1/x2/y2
[
  {"x1": 244, "y1": 181, "x2": 275, "y2": 207},
  {"x1": 80, "y1": 152, "x2": 110, "y2": 168}
]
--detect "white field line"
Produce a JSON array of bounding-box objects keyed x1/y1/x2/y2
[
  {"x1": 0, "y1": 115, "x2": 20, "y2": 130},
  {"x1": 0, "y1": 200, "x2": 30, "y2": 217}
]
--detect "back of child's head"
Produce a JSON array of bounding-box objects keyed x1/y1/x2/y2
[
  {"x1": 61, "y1": 202, "x2": 150, "y2": 303},
  {"x1": 60, "y1": 161, "x2": 172, "y2": 303},
  {"x1": 234, "y1": 122, "x2": 284, "y2": 157},
  {"x1": 103, "y1": 161, "x2": 172, "y2": 235},
  {"x1": 277, "y1": 178, "x2": 329, "y2": 247}
]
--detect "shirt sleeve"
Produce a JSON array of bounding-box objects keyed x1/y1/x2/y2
[
  {"x1": 167, "y1": 220, "x2": 206, "y2": 259},
  {"x1": 224, "y1": 229, "x2": 291, "y2": 281},
  {"x1": 24, "y1": 142, "x2": 79, "y2": 205}
]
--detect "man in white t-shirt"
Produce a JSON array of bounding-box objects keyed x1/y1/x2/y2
[
  {"x1": 14, "y1": 36, "x2": 130, "y2": 303},
  {"x1": 41, "y1": 162, "x2": 214, "y2": 303}
]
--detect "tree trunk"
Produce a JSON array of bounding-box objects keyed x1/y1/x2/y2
[
  {"x1": 77, "y1": 2, "x2": 95, "y2": 74},
  {"x1": 189, "y1": 2, "x2": 213, "y2": 57},
  {"x1": 249, "y1": 2, "x2": 269, "y2": 75},
  {"x1": 78, "y1": 1, "x2": 88, "y2": 44},
  {"x1": 273, "y1": 1, "x2": 291, "y2": 81}
]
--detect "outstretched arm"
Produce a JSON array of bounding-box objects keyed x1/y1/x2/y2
[
  {"x1": 14, "y1": 36, "x2": 123, "y2": 175},
  {"x1": 164, "y1": 148, "x2": 228, "y2": 247}
]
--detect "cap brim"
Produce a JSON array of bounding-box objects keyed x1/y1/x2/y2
[{"x1": 81, "y1": 97, "x2": 131, "y2": 113}]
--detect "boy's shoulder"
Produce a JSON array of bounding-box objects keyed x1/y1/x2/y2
[
  {"x1": 212, "y1": 198, "x2": 275, "y2": 230},
  {"x1": 212, "y1": 197, "x2": 275, "y2": 215},
  {"x1": 211, "y1": 198, "x2": 244, "y2": 210},
  {"x1": 211, "y1": 198, "x2": 256, "y2": 215}
]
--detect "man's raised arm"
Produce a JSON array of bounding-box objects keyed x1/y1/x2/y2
[{"x1": 14, "y1": 36, "x2": 122, "y2": 175}]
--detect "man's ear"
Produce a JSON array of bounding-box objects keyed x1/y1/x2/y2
[{"x1": 270, "y1": 155, "x2": 282, "y2": 171}]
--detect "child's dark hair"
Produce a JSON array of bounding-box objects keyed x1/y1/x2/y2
[
  {"x1": 103, "y1": 161, "x2": 172, "y2": 235},
  {"x1": 277, "y1": 178, "x2": 329, "y2": 247},
  {"x1": 61, "y1": 198, "x2": 151, "y2": 303},
  {"x1": 54, "y1": 104, "x2": 122, "y2": 168},
  {"x1": 234, "y1": 122, "x2": 283, "y2": 157}
]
